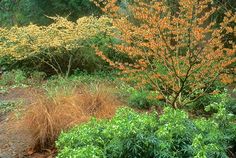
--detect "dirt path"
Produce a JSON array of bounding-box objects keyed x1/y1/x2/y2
[
  {"x1": 0, "y1": 87, "x2": 43, "y2": 104},
  {"x1": 0, "y1": 87, "x2": 43, "y2": 158},
  {"x1": 0, "y1": 119, "x2": 32, "y2": 158}
]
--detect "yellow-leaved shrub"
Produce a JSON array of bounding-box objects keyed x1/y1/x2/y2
[{"x1": 0, "y1": 16, "x2": 114, "y2": 74}]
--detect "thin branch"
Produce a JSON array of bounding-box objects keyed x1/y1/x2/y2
[
  {"x1": 33, "y1": 55, "x2": 59, "y2": 75},
  {"x1": 182, "y1": 72, "x2": 222, "y2": 106},
  {"x1": 66, "y1": 55, "x2": 72, "y2": 78}
]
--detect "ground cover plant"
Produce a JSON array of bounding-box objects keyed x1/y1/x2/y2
[
  {"x1": 56, "y1": 104, "x2": 235, "y2": 158},
  {"x1": 0, "y1": 70, "x2": 28, "y2": 91},
  {"x1": 0, "y1": 69, "x2": 46, "y2": 95},
  {"x1": 0, "y1": 101, "x2": 19, "y2": 117}
]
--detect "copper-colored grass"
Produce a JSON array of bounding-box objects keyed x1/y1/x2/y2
[{"x1": 21, "y1": 84, "x2": 121, "y2": 151}]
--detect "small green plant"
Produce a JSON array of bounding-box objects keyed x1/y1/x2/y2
[
  {"x1": 128, "y1": 90, "x2": 159, "y2": 109},
  {"x1": 43, "y1": 72, "x2": 119, "y2": 98},
  {"x1": 187, "y1": 88, "x2": 236, "y2": 116},
  {"x1": 118, "y1": 82, "x2": 165, "y2": 109},
  {"x1": 0, "y1": 70, "x2": 47, "y2": 94},
  {"x1": 0, "y1": 69, "x2": 27, "y2": 87},
  {"x1": 28, "y1": 71, "x2": 46, "y2": 85},
  {"x1": 0, "y1": 101, "x2": 19, "y2": 115},
  {"x1": 43, "y1": 76, "x2": 79, "y2": 97},
  {"x1": 0, "y1": 86, "x2": 8, "y2": 94}
]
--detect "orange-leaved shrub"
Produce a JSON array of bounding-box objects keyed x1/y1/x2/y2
[
  {"x1": 21, "y1": 84, "x2": 121, "y2": 151},
  {"x1": 94, "y1": 0, "x2": 236, "y2": 108}
]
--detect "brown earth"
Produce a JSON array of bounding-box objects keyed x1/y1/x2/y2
[{"x1": 0, "y1": 87, "x2": 49, "y2": 158}]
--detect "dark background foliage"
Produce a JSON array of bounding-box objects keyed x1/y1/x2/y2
[{"x1": 0, "y1": 0, "x2": 101, "y2": 27}]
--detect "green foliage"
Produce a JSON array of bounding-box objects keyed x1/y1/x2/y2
[
  {"x1": 118, "y1": 83, "x2": 163, "y2": 109},
  {"x1": 0, "y1": 100, "x2": 23, "y2": 120},
  {"x1": 128, "y1": 90, "x2": 151, "y2": 109},
  {"x1": 42, "y1": 0, "x2": 101, "y2": 20},
  {"x1": 0, "y1": 101, "x2": 17, "y2": 115},
  {"x1": 56, "y1": 107, "x2": 158, "y2": 158},
  {"x1": 0, "y1": 69, "x2": 27, "y2": 87},
  {"x1": 127, "y1": 89, "x2": 159, "y2": 109},
  {"x1": 0, "y1": 0, "x2": 101, "y2": 27},
  {"x1": 0, "y1": 69, "x2": 47, "y2": 94},
  {"x1": 0, "y1": 55, "x2": 15, "y2": 72},
  {"x1": 204, "y1": 94, "x2": 236, "y2": 157},
  {"x1": 0, "y1": 0, "x2": 46, "y2": 27},
  {"x1": 189, "y1": 89, "x2": 236, "y2": 116},
  {"x1": 42, "y1": 76, "x2": 79, "y2": 97},
  {"x1": 72, "y1": 70, "x2": 118, "y2": 82},
  {"x1": 56, "y1": 106, "x2": 235, "y2": 158},
  {"x1": 42, "y1": 71, "x2": 118, "y2": 97},
  {"x1": 28, "y1": 71, "x2": 46, "y2": 84}
]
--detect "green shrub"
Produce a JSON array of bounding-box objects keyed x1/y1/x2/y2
[
  {"x1": 128, "y1": 90, "x2": 159, "y2": 109},
  {"x1": 0, "y1": 55, "x2": 15, "y2": 72},
  {"x1": 119, "y1": 84, "x2": 162, "y2": 109},
  {"x1": 204, "y1": 93, "x2": 236, "y2": 153},
  {"x1": 56, "y1": 107, "x2": 235, "y2": 158},
  {"x1": 56, "y1": 108, "x2": 158, "y2": 158},
  {"x1": 189, "y1": 89, "x2": 236, "y2": 116},
  {"x1": 128, "y1": 90, "x2": 150, "y2": 109}
]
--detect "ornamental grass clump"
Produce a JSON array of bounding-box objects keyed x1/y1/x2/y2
[{"x1": 21, "y1": 84, "x2": 121, "y2": 151}]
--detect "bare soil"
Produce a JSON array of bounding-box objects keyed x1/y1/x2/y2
[{"x1": 0, "y1": 87, "x2": 50, "y2": 158}]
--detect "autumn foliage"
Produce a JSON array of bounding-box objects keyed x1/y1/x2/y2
[{"x1": 94, "y1": 0, "x2": 236, "y2": 108}]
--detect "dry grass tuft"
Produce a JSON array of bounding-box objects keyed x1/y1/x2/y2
[{"x1": 21, "y1": 84, "x2": 121, "y2": 151}]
